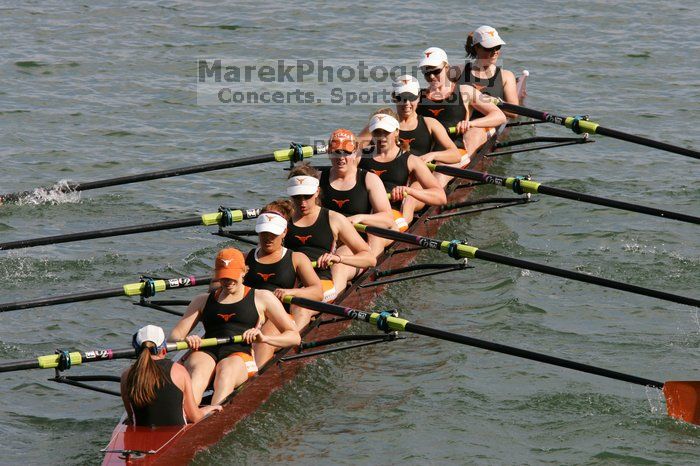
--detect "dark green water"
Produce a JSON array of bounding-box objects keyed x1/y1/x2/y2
[{"x1": 1, "y1": 1, "x2": 698, "y2": 464}]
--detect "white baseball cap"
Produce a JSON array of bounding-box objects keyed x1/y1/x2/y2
[
  {"x1": 418, "y1": 47, "x2": 448, "y2": 69},
  {"x1": 392, "y1": 75, "x2": 420, "y2": 98},
  {"x1": 132, "y1": 325, "x2": 166, "y2": 353},
  {"x1": 368, "y1": 113, "x2": 400, "y2": 133},
  {"x1": 255, "y1": 212, "x2": 288, "y2": 236},
  {"x1": 287, "y1": 175, "x2": 320, "y2": 196},
  {"x1": 473, "y1": 25, "x2": 506, "y2": 48}
]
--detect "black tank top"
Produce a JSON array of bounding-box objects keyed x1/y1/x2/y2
[
  {"x1": 358, "y1": 149, "x2": 410, "y2": 192},
  {"x1": 417, "y1": 87, "x2": 466, "y2": 149},
  {"x1": 130, "y1": 359, "x2": 185, "y2": 427},
  {"x1": 460, "y1": 63, "x2": 504, "y2": 120},
  {"x1": 320, "y1": 168, "x2": 371, "y2": 216},
  {"x1": 244, "y1": 248, "x2": 297, "y2": 292},
  {"x1": 201, "y1": 288, "x2": 260, "y2": 340},
  {"x1": 399, "y1": 115, "x2": 433, "y2": 156},
  {"x1": 286, "y1": 208, "x2": 334, "y2": 280}
]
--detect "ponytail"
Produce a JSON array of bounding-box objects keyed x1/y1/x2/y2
[
  {"x1": 465, "y1": 32, "x2": 477, "y2": 59},
  {"x1": 125, "y1": 342, "x2": 166, "y2": 408}
]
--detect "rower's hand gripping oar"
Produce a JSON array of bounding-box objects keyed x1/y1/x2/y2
[
  {"x1": 426, "y1": 164, "x2": 700, "y2": 225},
  {"x1": 354, "y1": 224, "x2": 699, "y2": 307},
  {"x1": 0, "y1": 335, "x2": 244, "y2": 373},
  {"x1": 0, "y1": 207, "x2": 260, "y2": 251},
  {"x1": 0, "y1": 142, "x2": 324, "y2": 205},
  {"x1": 497, "y1": 101, "x2": 699, "y2": 159},
  {"x1": 0, "y1": 274, "x2": 211, "y2": 313},
  {"x1": 283, "y1": 295, "x2": 700, "y2": 426}
]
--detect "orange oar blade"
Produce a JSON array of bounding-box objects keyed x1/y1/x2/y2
[{"x1": 663, "y1": 381, "x2": 700, "y2": 425}]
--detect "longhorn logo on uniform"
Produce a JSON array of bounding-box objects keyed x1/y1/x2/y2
[
  {"x1": 428, "y1": 108, "x2": 444, "y2": 117},
  {"x1": 257, "y1": 272, "x2": 276, "y2": 282},
  {"x1": 399, "y1": 137, "x2": 416, "y2": 146},
  {"x1": 371, "y1": 169, "x2": 387, "y2": 177},
  {"x1": 295, "y1": 234, "x2": 313, "y2": 244},
  {"x1": 217, "y1": 313, "x2": 237, "y2": 322},
  {"x1": 332, "y1": 199, "x2": 350, "y2": 208}
]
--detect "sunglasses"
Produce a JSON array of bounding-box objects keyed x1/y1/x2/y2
[
  {"x1": 392, "y1": 92, "x2": 419, "y2": 103},
  {"x1": 421, "y1": 67, "x2": 443, "y2": 78},
  {"x1": 330, "y1": 149, "x2": 354, "y2": 156}
]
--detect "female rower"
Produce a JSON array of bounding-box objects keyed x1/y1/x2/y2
[
  {"x1": 454, "y1": 25, "x2": 520, "y2": 118},
  {"x1": 359, "y1": 76, "x2": 462, "y2": 189},
  {"x1": 416, "y1": 46, "x2": 506, "y2": 165},
  {"x1": 244, "y1": 199, "x2": 323, "y2": 366},
  {"x1": 319, "y1": 128, "x2": 394, "y2": 257},
  {"x1": 169, "y1": 248, "x2": 300, "y2": 405},
  {"x1": 121, "y1": 325, "x2": 222, "y2": 426},
  {"x1": 358, "y1": 111, "x2": 446, "y2": 227},
  {"x1": 285, "y1": 164, "x2": 376, "y2": 324}
]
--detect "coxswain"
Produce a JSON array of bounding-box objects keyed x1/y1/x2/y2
[
  {"x1": 454, "y1": 25, "x2": 522, "y2": 118},
  {"x1": 358, "y1": 111, "x2": 446, "y2": 227},
  {"x1": 285, "y1": 164, "x2": 376, "y2": 325},
  {"x1": 319, "y1": 129, "x2": 394, "y2": 257},
  {"x1": 244, "y1": 199, "x2": 323, "y2": 366},
  {"x1": 416, "y1": 46, "x2": 506, "y2": 165},
  {"x1": 121, "y1": 325, "x2": 222, "y2": 426},
  {"x1": 169, "y1": 248, "x2": 300, "y2": 405}
]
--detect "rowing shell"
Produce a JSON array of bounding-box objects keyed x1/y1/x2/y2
[{"x1": 101, "y1": 78, "x2": 526, "y2": 465}]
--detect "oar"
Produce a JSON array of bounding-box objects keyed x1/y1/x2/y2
[
  {"x1": 283, "y1": 296, "x2": 700, "y2": 426},
  {"x1": 497, "y1": 102, "x2": 699, "y2": 159},
  {"x1": 0, "y1": 144, "x2": 322, "y2": 205},
  {"x1": 355, "y1": 224, "x2": 699, "y2": 307},
  {"x1": 0, "y1": 335, "x2": 244, "y2": 373},
  {"x1": 0, "y1": 275, "x2": 211, "y2": 313},
  {"x1": 427, "y1": 164, "x2": 700, "y2": 225},
  {"x1": 0, "y1": 208, "x2": 260, "y2": 251}
]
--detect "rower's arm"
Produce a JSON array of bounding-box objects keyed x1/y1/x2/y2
[
  {"x1": 347, "y1": 172, "x2": 394, "y2": 228},
  {"x1": 500, "y1": 69, "x2": 520, "y2": 118},
  {"x1": 463, "y1": 85, "x2": 506, "y2": 128},
  {"x1": 258, "y1": 291, "x2": 301, "y2": 347},
  {"x1": 421, "y1": 117, "x2": 462, "y2": 164},
  {"x1": 331, "y1": 211, "x2": 377, "y2": 268},
  {"x1": 168, "y1": 293, "x2": 207, "y2": 341},
  {"x1": 405, "y1": 156, "x2": 447, "y2": 206},
  {"x1": 284, "y1": 252, "x2": 323, "y2": 301}
]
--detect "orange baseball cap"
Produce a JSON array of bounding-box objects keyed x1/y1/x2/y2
[
  {"x1": 328, "y1": 128, "x2": 357, "y2": 154},
  {"x1": 214, "y1": 248, "x2": 246, "y2": 280}
]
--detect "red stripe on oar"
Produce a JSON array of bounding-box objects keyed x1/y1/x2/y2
[{"x1": 663, "y1": 381, "x2": 700, "y2": 424}]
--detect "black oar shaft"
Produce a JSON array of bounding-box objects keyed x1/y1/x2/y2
[
  {"x1": 473, "y1": 250, "x2": 698, "y2": 307},
  {"x1": 536, "y1": 184, "x2": 699, "y2": 224},
  {"x1": 432, "y1": 166, "x2": 699, "y2": 225},
  {"x1": 358, "y1": 225, "x2": 699, "y2": 308},
  {"x1": 594, "y1": 126, "x2": 698, "y2": 159},
  {"x1": 0, "y1": 275, "x2": 211, "y2": 313},
  {"x1": 0, "y1": 145, "x2": 319, "y2": 204},
  {"x1": 0, "y1": 209, "x2": 258, "y2": 251},
  {"x1": 498, "y1": 102, "x2": 699, "y2": 159},
  {"x1": 406, "y1": 322, "x2": 664, "y2": 388},
  {"x1": 0, "y1": 216, "x2": 202, "y2": 250},
  {"x1": 286, "y1": 297, "x2": 664, "y2": 389}
]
